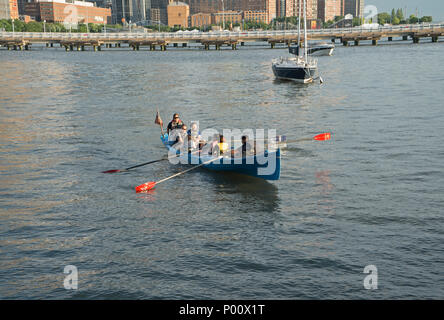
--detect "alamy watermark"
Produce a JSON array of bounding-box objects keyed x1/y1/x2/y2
[
  {"x1": 64, "y1": 265, "x2": 78, "y2": 290},
  {"x1": 64, "y1": 5, "x2": 79, "y2": 30},
  {"x1": 363, "y1": 265, "x2": 378, "y2": 290}
]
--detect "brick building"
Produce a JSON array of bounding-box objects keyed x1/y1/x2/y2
[
  {"x1": 181, "y1": 0, "x2": 276, "y2": 23},
  {"x1": 0, "y1": 0, "x2": 19, "y2": 20},
  {"x1": 343, "y1": 0, "x2": 363, "y2": 18},
  {"x1": 248, "y1": 0, "x2": 275, "y2": 23},
  {"x1": 24, "y1": 0, "x2": 111, "y2": 24},
  {"x1": 190, "y1": 11, "x2": 210, "y2": 27},
  {"x1": 318, "y1": 0, "x2": 343, "y2": 22},
  {"x1": 167, "y1": 1, "x2": 189, "y2": 28},
  {"x1": 243, "y1": 10, "x2": 268, "y2": 24},
  {"x1": 278, "y1": 0, "x2": 317, "y2": 20},
  {"x1": 212, "y1": 10, "x2": 242, "y2": 26}
]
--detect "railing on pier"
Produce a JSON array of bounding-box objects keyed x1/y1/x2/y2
[
  {"x1": 1, "y1": 23, "x2": 443, "y2": 42},
  {"x1": 1, "y1": 23, "x2": 443, "y2": 50}
]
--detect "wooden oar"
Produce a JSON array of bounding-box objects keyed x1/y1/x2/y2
[
  {"x1": 104, "y1": 110, "x2": 166, "y2": 174},
  {"x1": 263, "y1": 133, "x2": 331, "y2": 146},
  {"x1": 102, "y1": 158, "x2": 169, "y2": 174},
  {"x1": 135, "y1": 156, "x2": 222, "y2": 193},
  {"x1": 231, "y1": 135, "x2": 286, "y2": 143},
  {"x1": 103, "y1": 148, "x2": 201, "y2": 174},
  {"x1": 231, "y1": 133, "x2": 330, "y2": 145}
]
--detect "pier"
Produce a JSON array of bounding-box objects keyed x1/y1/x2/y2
[{"x1": 1, "y1": 24, "x2": 443, "y2": 51}]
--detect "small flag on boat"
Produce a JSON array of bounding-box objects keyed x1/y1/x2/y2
[
  {"x1": 289, "y1": 46, "x2": 299, "y2": 55},
  {"x1": 154, "y1": 110, "x2": 163, "y2": 127}
]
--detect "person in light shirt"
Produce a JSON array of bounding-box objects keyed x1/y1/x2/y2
[{"x1": 171, "y1": 125, "x2": 188, "y2": 150}]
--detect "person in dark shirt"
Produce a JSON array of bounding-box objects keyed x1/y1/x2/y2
[
  {"x1": 231, "y1": 135, "x2": 254, "y2": 158},
  {"x1": 167, "y1": 113, "x2": 184, "y2": 134}
]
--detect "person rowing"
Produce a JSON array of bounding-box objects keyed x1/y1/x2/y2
[
  {"x1": 186, "y1": 132, "x2": 198, "y2": 153},
  {"x1": 168, "y1": 114, "x2": 186, "y2": 143},
  {"x1": 231, "y1": 135, "x2": 254, "y2": 158},
  {"x1": 188, "y1": 122, "x2": 201, "y2": 139},
  {"x1": 213, "y1": 135, "x2": 229, "y2": 156},
  {"x1": 167, "y1": 113, "x2": 184, "y2": 135},
  {"x1": 171, "y1": 125, "x2": 188, "y2": 150},
  {"x1": 188, "y1": 122, "x2": 203, "y2": 148},
  {"x1": 201, "y1": 134, "x2": 219, "y2": 156}
]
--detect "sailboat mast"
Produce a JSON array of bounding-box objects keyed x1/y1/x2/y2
[
  {"x1": 303, "y1": 0, "x2": 308, "y2": 59},
  {"x1": 297, "y1": 0, "x2": 301, "y2": 56}
]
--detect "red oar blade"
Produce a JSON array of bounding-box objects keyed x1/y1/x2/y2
[
  {"x1": 135, "y1": 182, "x2": 156, "y2": 193},
  {"x1": 102, "y1": 169, "x2": 121, "y2": 174},
  {"x1": 314, "y1": 133, "x2": 331, "y2": 141}
]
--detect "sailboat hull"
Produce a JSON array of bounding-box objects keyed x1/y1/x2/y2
[{"x1": 272, "y1": 64, "x2": 317, "y2": 83}]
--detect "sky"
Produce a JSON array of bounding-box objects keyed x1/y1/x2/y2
[{"x1": 367, "y1": 0, "x2": 444, "y2": 22}]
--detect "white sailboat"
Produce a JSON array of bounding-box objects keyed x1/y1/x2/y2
[
  {"x1": 272, "y1": 0, "x2": 319, "y2": 83},
  {"x1": 307, "y1": 42, "x2": 335, "y2": 56}
]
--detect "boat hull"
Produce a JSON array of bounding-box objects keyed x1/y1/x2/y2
[
  {"x1": 272, "y1": 63, "x2": 317, "y2": 83},
  {"x1": 161, "y1": 134, "x2": 281, "y2": 180},
  {"x1": 307, "y1": 45, "x2": 335, "y2": 56}
]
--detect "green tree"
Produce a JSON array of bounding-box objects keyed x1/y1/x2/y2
[
  {"x1": 352, "y1": 17, "x2": 362, "y2": 27},
  {"x1": 408, "y1": 14, "x2": 419, "y2": 24},
  {"x1": 0, "y1": 19, "x2": 12, "y2": 31},
  {"x1": 24, "y1": 21, "x2": 43, "y2": 32},
  {"x1": 378, "y1": 12, "x2": 391, "y2": 25},
  {"x1": 419, "y1": 16, "x2": 432, "y2": 23},
  {"x1": 391, "y1": 9, "x2": 396, "y2": 22},
  {"x1": 77, "y1": 24, "x2": 87, "y2": 33},
  {"x1": 334, "y1": 16, "x2": 344, "y2": 22},
  {"x1": 392, "y1": 16, "x2": 400, "y2": 25},
  {"x1": 244, "y1": 20, "x2": 269, "y2": 31},
  {"x1": 396, "y1": 8, "x2": 404, "y2": 22}
]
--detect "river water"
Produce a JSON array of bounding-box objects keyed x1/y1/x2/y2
[{"x1": 1, "y1": 40, "x2": 443, "y2": 299}]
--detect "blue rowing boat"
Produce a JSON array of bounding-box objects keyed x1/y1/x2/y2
[{"x1": 161, "y1": 134, "x2": 281, "y2": 181}]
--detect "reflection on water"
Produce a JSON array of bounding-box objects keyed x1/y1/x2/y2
[
  {"x1": 0, "y1": 57, "x2": 80, "y2": 220},
  {"x1": 315, "y1": 170, "x2": 334, "y2": 195},
  {"x1": 209, "y1": 171, "x2": 279, "y2": 213},
  {"x1": 314, "y1": 170, "x2": 335, "y2": 215}
]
